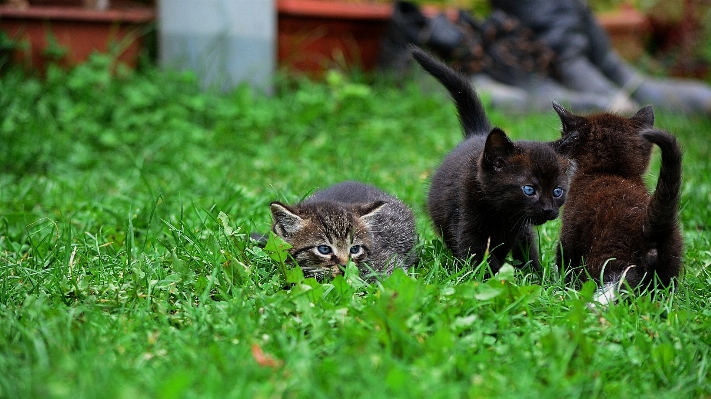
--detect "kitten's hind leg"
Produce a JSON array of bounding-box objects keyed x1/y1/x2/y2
[
  {"x1": 592, "y1": 261, "x2": 646, "y2": 307},
  {"x1": 512, "y1": 227, "x2": 541, "y2": 272},
  {"x1": 592, "y1": 281, "x2": 621, "y2": 307}
]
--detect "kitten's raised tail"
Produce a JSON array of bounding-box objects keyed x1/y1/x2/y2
[
  {"x1": 642, "y1": 128, "x2": 683, "y2": 235},
  {"x1": 641, "y1": 128, "x2": 683, "y2": 286},
  {"x1": 410, "y1": 45, "x2": 492, "y2": 137}
]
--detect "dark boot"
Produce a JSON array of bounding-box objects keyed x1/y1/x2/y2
[
  {"x1": 384, "y1": 1, "x2": 633, "y2": 113},
  {"x1": 585, "y1": 12, "x2": 711, "y2": 115},
  {"x1": 489, "y1": 0, "x2": 624, "y2": 95},
  {"x1": 466, "y1": 7, "x2": 634, "y2": 112},
  {"x1": 492, "y1": 0, "x2": 711, "y2": 115}
]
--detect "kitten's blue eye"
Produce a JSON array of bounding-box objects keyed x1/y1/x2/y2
[
  {"x1": 317, "y1": 245, "x2": 332, "y2": 255},
  {"x1": 350, "y1": 245, "x2": 361, "y2": 254},
  {"x1": 553, "y1": 187, "x2": 564, "y2": 198},
  {"x1": 522, "y1": 185, "x2": 536, "y2": 196}
]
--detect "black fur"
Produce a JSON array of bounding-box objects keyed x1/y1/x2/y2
[{"x1": 413, "y1": 47, "x2": 571, "y2": 273}]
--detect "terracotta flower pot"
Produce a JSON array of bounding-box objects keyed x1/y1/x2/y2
[
  {"x1": 277, "y1": 0, "x2": 392, "y2": 75},
  {"x1": 0, "y1": 1, "x2": 154, "y2": 72}
]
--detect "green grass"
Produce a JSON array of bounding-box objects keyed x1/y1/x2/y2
[{"x1": 1, "y1": 56, "x2": 711, "y2": 398}]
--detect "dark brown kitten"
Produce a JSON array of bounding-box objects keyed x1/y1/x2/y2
[
  {"x1": 269, "y1": 181, "x2": 417, "y2": 280},
  {"x1": 553, "y1": 103, "x2": 683, "y2": 303},
  {"x1": 412, "y1": 46, "x2": 571, "y2": 273}
]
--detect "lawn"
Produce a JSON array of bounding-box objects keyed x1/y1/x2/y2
[{"x1": 1, "y1": 56, "x2": 710, "y2": 398}]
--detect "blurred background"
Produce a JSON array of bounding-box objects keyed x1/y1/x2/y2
[{"x1": 1, "y1": 0, "x2": 710, "y2": 112}]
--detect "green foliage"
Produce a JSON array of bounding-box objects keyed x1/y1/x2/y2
[
  {"x1": 0, "y1": 31, "x2": 18, "y2": 73},
  {"x1": 1, "y1": 57, "x2": 710, "y2": 398}
]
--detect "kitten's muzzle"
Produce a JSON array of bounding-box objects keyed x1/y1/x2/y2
[{"x1": 532, "y1": 208, "x2": 558, "y2": 225}]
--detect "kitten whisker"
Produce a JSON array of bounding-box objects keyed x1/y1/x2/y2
[{"x1": 509, "y1": 212, "x2": 530, "y2": 234}]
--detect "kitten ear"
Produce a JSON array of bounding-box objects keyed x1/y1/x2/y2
[
  {"x1": 482, "y1": 128, "x2": 515, "y2": 170},
  {"x1": 552, "y1": 102, "x2": 586, "y2": 154},
  {"x1": 356, "y1": 201, "x2": 386, "y2": 227},
  {"x1": 270, "y1": 201, "x2": 304, "y2": 237},
  {"x1": 630, "y1": 105, "x2": 654, "y2": 127},
  {"x1": 552, "y1": 101, "x2": 584, "y2": 133}
]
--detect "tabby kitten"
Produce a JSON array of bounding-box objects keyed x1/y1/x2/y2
[
  {"x1": 269, "y1": 181, "x2": 417, "y2": 280},
  {"x1": 553, "y1": 103, "x2": 683, "y2": 304},
  {"x1": 411, "y1": 46, "x2": 571, "y2": 273}
]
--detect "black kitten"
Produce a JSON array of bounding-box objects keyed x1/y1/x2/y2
[{"x1": 412, "y1": 46, "x2": 571, "y2": 273}]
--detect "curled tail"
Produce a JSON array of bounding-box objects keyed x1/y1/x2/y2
[
  {"x1": 640, "y1": 128, "x2": 683, "y2": 287},
  {"x1": 410, "y1": 45, "x2": 491, "y2": 137},
  {"x1": 641, "y1": 128, "x2": 683, "y2": 234}
]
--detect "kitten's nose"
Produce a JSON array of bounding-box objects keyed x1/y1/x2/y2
[{"x1": 542, "y1": 208, "x2": 555, "y2": 218}]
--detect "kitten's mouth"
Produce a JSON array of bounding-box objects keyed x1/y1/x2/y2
[
  {"x1": 531, "y1": 211, "x2": 558, "y2": 225},
  {"x1": 531, "y1": 216, "x2": 550, "y2": 225},
  {"x1": 301, "y1": 265, "x2": 343, "y2": 280}
]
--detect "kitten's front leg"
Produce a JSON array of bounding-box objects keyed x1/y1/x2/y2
[
  {"x1": 455, "y1": 230, "x2": 502, "y2": 273},
  {"x1": 512, "y1": 226, "x2": 541, "y2": 272}
]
